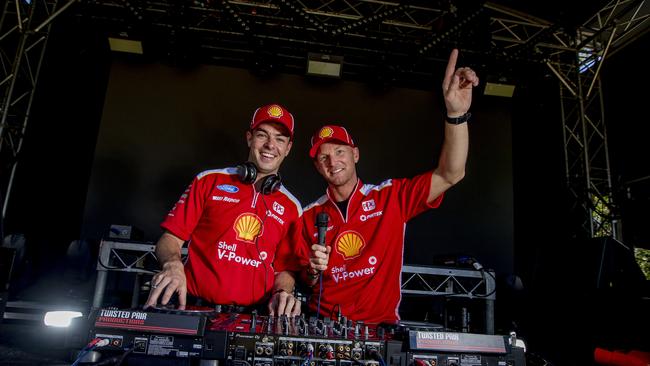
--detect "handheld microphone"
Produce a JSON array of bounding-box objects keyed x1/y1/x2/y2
[
  {"x1": 316, "y1": 212, "x2": 329, "y2": 246},
  {"x1": 314, "y1": 212, "x2": 330, "y2": 319}
]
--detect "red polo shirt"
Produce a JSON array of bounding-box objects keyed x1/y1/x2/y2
[
  {"x1": 301, "y1": 171, "x2": 442, "y2": 323},
  {"x1": 162, "y1": 167, "x2": 303, "y2": 306}
]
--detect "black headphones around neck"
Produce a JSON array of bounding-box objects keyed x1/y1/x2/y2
[{"x1": 236, "y1": 162, "x2": 282, "y2": 195}]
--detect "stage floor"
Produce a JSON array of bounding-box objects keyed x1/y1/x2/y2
[{"x1": 0, "y1": 323, "x2": 71, "y2": 366}]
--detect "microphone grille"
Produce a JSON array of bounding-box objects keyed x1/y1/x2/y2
[{"x1": 316, "y1": 212, "x2": 329, "y2": 227}]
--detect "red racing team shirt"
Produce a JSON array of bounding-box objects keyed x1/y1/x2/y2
[
  {"x1": 161, "y1": 167, "x2": 303, "y2": 306},
  {"x1": 301, "y1": 171, "x2": 442, "y2": 324}
]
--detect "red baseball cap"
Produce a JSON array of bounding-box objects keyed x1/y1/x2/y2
[
  {"x1": 250, "y1": 104, "x2": 295, "y2": 140},
  {"x1": 309, "y1": 125, "x2": 356, "y2": 158}
]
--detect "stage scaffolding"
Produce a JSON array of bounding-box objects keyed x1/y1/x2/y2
[
  {"x1": 0, "y1": 0, "x2": 79, "y2": 221},
  {"x1": 2, "y1": 0, "x2": 649, "y2": 240}
]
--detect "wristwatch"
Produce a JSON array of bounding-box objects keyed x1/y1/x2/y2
[{"x1": 446, "y1": 112, "x2": 471, "y2": 125}]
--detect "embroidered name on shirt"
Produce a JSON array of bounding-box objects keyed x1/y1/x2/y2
[
  {"x1": 213, "y1": 196, "x2": 241, "y2": 203},
  {"x1": 360, "y1": 211, "x2": 383, "y2": 222},
  {"x1": 266, "y1": 210, "x2": 285, "y2": 225},
  {"x1": 225, "y1": 197, "x2": 239, "y2": 203}
]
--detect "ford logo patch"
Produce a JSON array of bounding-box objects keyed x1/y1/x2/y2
[{"x1": 217, "y1": 184, "x2": 239, "y2": 193}]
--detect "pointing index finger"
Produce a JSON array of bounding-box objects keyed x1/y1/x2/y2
[{"x1": 443, "y1": 49, "x2": 459, "y2": 90}]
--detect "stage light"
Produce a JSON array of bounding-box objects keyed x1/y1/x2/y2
[
  {"x1": 484, "y1": 75, "x2": 516, "y2": 97},
  {"x1": 108, "y1": 37, "x2": 143, "y2": 54},
  {"x1": 484, "y1": 82, "x2": 516, "y2": 97},
  {"x1": 306, "y1": 53, "x2": 343, "y2": 78},
  {"x1": 44, "y1": 311, "x2": 83, "y2": 327}
]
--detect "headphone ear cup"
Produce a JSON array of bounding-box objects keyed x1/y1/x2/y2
[
  {"x1": 237, "y1": 162, "x2": 257, "y2": 184},
  {"x1": 260, "y1": 174, "x2": 282, "y2": 195}
]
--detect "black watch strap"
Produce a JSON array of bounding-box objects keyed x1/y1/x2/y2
[{"x1": 446, "y1": 112, "x2": 471, "y2": 125}]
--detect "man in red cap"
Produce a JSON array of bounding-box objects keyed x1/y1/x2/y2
[
  {"x1": 145, "y1": 104, "x2": 303, "y2": 316},
  {"x1": 291, "y1": 49, "x2": 478, "y2": 323}
]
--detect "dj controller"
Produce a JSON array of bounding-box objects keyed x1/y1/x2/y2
[{"x1": 79, "y1": 306, "x2": 526, "y2": 366}]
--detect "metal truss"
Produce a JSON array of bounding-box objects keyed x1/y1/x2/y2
[
  {"x1": 401, "y1": 265, "x2": 496, "y2": 334},
  {"x1": 68, "y1": 0, "x2": 648, "y2": 87},
  {"x1": 0, "y1": 0, "x2": 80, "y2": 220},
  {"x1": 92, "y1": 240, "x2": 188, "y2": 308},
  {"x1": 483, "y1": 0, "x2": 648, "y2": 238},
  {"x1": 74, "y1": 0, "x2": 490, "y2": 84},
  {"x1": 1, "y1": 0, "x2": 648, "y2": 240},
  {"x1": 484, "y1": 2, "x2": 572, "y2": 61},
  {"x1": 545, "y1": 0, "x2": 648, "y2": 239}
]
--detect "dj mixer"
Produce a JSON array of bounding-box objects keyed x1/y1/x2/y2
[{"x1": 79, "y1": 306, "x2": 525, "y2": 366}]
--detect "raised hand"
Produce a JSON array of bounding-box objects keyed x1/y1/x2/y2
[{"x1": 442, "y1": 49, "x2": 479, "y2": 117}]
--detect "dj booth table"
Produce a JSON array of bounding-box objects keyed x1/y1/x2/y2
[
  {"x1": 92, "y1": 240, "x2": 496, "y2": 334},
  {"x1": 85, "y1": 240, "x2": 521, "y2": 366}
]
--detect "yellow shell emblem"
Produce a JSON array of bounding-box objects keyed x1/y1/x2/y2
[
  {"x1": 319, "y1": 127, "x2": 334, "y2": 139},
  {"x1": 233, "y1": 213, "x2": 263, "y2": 243},
  {"x1": 267, "y1": 105, "x2": 283, "y2": 118},
  {"x1": 335, "y1": 231, "x2": 366, "y2": 259}
]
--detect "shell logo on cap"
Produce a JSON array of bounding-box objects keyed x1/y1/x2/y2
[
  {"x1": 335, "y1": 231, "x2": 366, "y2": 259},
  {"x1": 267, "y1": 105, "x2": 284, "y2": 118},
  {"x1": 234, "y1": 213, "x2": 263, "y2": 243},
  {"x1": 319, "y1": 127, "x2": 334, "y2": 139}
]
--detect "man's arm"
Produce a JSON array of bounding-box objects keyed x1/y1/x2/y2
[
  {"x1": 144, "y1": 231, "x2": 188, "y2": 309},
  {"x1": 429, "y1": 121, "x2": 469, "y2": 202},
  {"x1": 268, "y1": 211, "x2": 307, "y2": 317},
  {"x1": 428, "y1": 48, "x2": 478, "y2": 203}
]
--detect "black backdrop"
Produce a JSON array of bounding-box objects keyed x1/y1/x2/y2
[{"x1": 81, "y1": 59, "x2": 515, "y2": 275}]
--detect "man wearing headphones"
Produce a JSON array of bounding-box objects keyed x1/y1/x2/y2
[
  {"x1": 145, "y1": 104, "x2": 303, "y2": 316},
  {"x1": 295, "y1": 49, "x2": 478, "y2": 323}
]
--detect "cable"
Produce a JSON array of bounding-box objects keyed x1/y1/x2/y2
[
  {"x1": 329, "y1": 303, "x2": 341, "y2": 319},
  {"x1": 113, "y1": 345, "x2": 134, "y2": 366},
  {"x1": 233, "y1": 361, "x2": 253, "y2": 366},
  {"x1": 455, "y1": 256, "x2": 497, "y2": 298},
  {"x1": 369, "y1": 349, "x2": 386, "y2": 366},
  {"x1": 316, "y1": 272, "x2": 323, "y2": 318},
  {"x1": 472, "y1": 269, "x2": 497, "y2": 298},
  {"x1": 302, "y1": 347, "x2": 314, "y2": 366},
  {"x1": 256, "y1": 193, "x2": 271, "y2": 306},
  {"x1": 94, "y1": 346, "x2": 134, "y2": 366},
  {"x1": 71, "y1": 338, "x2": 109, "y2": 366}
]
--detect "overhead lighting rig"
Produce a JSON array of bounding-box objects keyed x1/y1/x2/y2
[
  {"x1": 331, "y1": 4, "x2": 409, "y2": 36},
  {"x1": 277, "y1": 0, "x2": 326, "y2": 33},
  {"x1": 418, "y1": 7, "x2": 484, "y2": 54}
]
